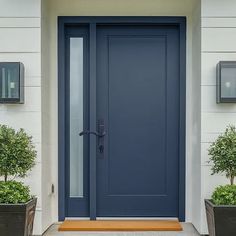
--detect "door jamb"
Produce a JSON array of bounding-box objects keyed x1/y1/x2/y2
[{"x1": 58, "y1": 16, "x2": 186, "y2": 222}]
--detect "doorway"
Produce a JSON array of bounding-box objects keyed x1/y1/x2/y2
[{"x1": 58, "y1": 17, "x2": 186, "y2": 221}]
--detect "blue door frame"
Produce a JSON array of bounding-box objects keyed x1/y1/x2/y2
[{"x1": 58, "y1": 16, "x2": 186, "y2": 222}]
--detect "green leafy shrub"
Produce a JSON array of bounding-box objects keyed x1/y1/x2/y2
[
  {"x1": 208, "y1": 125, "x2": 236, "y2": 185},
  {"x1": 0, "y1": 125, "x2": 36, "y2": 182},
  {"x1": 212, "y1": 185, "x2": 236, "y2": 205},
  {"x1": 0, "y1": 181, "x2": 32, "y2": 204},
  {"x1": 0, "y1": 124, "x2": 36, "y2": 204}
]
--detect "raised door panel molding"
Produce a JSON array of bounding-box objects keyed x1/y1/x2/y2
[{"x1": 0, "y1": 0, "x2": 40, "y2": 17}]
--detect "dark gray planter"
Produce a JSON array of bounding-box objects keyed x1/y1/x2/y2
[
  {"x1": 0, "y1": 198, "x2": 37, "y2": 236},
  {"x1": 205, "y1": 199, "x2": 236, "y2": 236}
]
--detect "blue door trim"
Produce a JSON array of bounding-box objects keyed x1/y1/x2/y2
[
  {"x1": 58, "y1": 16, "x2": 186, "y2": 222},
  {"x1": 89, "y1": 23, "x2": 97, "y2": 220},
  {"x1": 58, "y1": 19, "x2": 66, "y2": 221}
]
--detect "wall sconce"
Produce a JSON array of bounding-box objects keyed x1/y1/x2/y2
[
  {"x1": 0, "y1": 62, "x2": 24, "y2": 104},
  {"x1": 217, "y1": 61, "x2": 236, "y2": 103}
]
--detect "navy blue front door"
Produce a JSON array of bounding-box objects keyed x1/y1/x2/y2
[
  {"x1": 59, "y1": 17, "x2": 186, "y2": 221},
  {"x1": 97, "y1": 25, "x2": 180, "y2": 217}
]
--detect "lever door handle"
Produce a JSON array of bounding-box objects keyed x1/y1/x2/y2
[
  {"x1": 79, "y1": 119, "x2": 105, "y2": 154},
  {"x1": 79, "y1": 130, "x2": 106, "y2": 138}
]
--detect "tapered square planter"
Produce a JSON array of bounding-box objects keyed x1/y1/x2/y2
[
  {"x1": 205, "y1": 199, "x2": 236, "y2": 236},
  {"x1": 0, "y1": 198, "x2": 37, "y2": 236}
]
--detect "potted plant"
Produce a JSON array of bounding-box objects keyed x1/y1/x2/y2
[
  {"x1": 205, "y1": 125, "x2": 236, "y2": 236},
  {"x1": 0, "y1": 124, "x2": 37, "y2": 236}
]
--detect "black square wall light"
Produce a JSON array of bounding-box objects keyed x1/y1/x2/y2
[
  {"x1": 0, "y1": 62, "x2": 24, "y2": 103},
  {"x1": 217, "y1": 61, "x2": 236, "y2": 103}
]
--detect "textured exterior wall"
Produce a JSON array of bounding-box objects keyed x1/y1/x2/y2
[
  {"x1": 41, "y1": 0, "x2": 54, "y2": 233},
  {"x1": 201, "y1": 0, "x2": 236, "y2": 234},
  {"x1": 0, "y1": 0, "x2": 42, "y2": 235}
]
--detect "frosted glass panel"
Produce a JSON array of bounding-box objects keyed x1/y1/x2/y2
[
  {"x1": 70, "y1": 38, "x2": 84, "y2": 197},
  {"x1": 221, "y1": 67, "x2": 236, "y2": 98},
  {"x1": 1, "y1": 67, "x2": 19, "y2": 99}
]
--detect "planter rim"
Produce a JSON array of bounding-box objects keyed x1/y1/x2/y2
[
  {"x1": 0, "y1": 197, "x2": 37, "y2": 206},
  {"x1": 205, "y1": 199, "x2": 236, "y2": 208}
]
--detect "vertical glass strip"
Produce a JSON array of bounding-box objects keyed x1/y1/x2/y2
[
  {"x1": 2, "y1": 68, "x2": 6, "y2": 98},
  {"x1": 69, "y1": 38, "x2": 84, "y2": 197},
  {"x1": 7, "y1": 69, "x2": 11, "y2": 98},
  {"x1": 221, "y1": 67, "x2": 236, "y2": 98}
]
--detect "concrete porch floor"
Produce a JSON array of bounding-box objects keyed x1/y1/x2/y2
[{"x1": 43, "y1": 223, "x2": 201, "y2": 236}]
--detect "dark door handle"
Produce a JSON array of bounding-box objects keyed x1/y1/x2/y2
[
  {"x1": 79, "y1": 119, "x2": 105, "y2": 154},
  {"x1": 79, "y1": 130, "x2": 106, "y2": 138}
]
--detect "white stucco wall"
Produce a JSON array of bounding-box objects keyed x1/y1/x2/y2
[
  {"x1": 200, "y1": 0, "x2": 236, "y2": 234},
  {"x1": 0, "y1": 0, "x2": 42, "y2": 234},
  {"x1": 41, "y1": 0, "x2": 54, "y2": 233},
  {"x1": 191, "y1": 0, "x2": 202, "y2": 232}
]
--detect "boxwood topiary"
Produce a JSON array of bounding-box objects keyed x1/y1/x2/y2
[
  {"x1": 0, "y1": 124, "x2": 36, "y2": 182},
  {"x1": 212, "y1": 185, "x2": 236, "y2": 205},
  {"x1": 0, "y1": 124, "x2": 37, "y2": 204},
  {"x1": 208, "y1": 125, "x2": 236, "y2": 185},
  {"x1": 208, "y1": 125, "x2": 236, "y2": 206},
  {"x1": 0, "y1": 181, "x2": 32, "y2": 204}
]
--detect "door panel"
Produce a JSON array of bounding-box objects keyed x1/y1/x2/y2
[
  {"x1": 61, "y1": 21, "x2": 185, "y2": 220},
  {"x1": 97, "y1": 26, "x2": 180, "y2": 216}
]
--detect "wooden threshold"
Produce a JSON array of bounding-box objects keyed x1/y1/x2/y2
[{"x1": 59, "y1": 220, "x2": 183, "y2": 231}]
